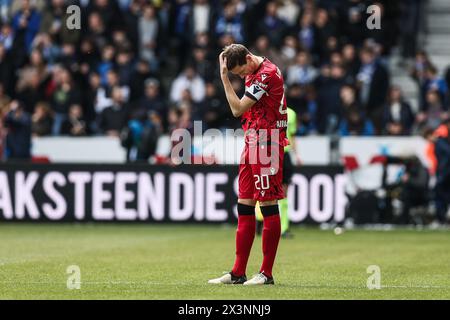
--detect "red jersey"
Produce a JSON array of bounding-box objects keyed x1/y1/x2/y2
[{"x1": 242, "y1": 58, "x2": 288, "y2": 146}]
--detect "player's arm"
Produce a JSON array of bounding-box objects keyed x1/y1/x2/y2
[{"x1": 219, "y1": 53, "x2": 256, "y2": 117}]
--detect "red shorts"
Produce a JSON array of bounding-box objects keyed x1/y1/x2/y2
[{"x1": 238, "y1": 142, "x2": 284, "y2": 201}]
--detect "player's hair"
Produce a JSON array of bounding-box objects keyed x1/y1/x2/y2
[{"x1": 222, "y1": 44, "x2": 250, "y2": 70}]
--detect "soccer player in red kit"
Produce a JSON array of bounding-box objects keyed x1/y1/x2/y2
[{"x1": 208, "y1": 44, "x2": 288, "y2": 285}]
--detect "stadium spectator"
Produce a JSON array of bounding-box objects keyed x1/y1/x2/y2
[
  {"x1": 48, "y1": 66, "x2": 81, "y2": 135},
  {"x1": 200, "y1": 81, "x2": 228, "y2": 131},
  {"x1": 122, "y1": 109, "x2": 163, "y2": 162},
  {"x1": 434, "y1": 119, "x2": 450, "y2": 224},
  {"x1": 399, "y1": 156, "x2": 430, "y2": 225},
  {"x1": 11, "y1": 0, "x2": 41, "y2": 53},
  {"x1": 190, "y1": 45, "x2": 215, "y2": 82},
  {"x1": 278, "y1": 35, "x2": 298, "y2": 73},
  {"x1": 339, "y1": 109, "x2": 375, "y2": 136},
  {"x1": 356, "y1": 46, "x2": 389, "y2": 133},
  {"x1": 316, "y1": 63, "x2": 346, "y2": 134},
  {"x1": 341, "y1": 43, "x2": 360, "y2": 80},
  {"x1": 138, "y1": 4, "x2": 160, "y2": 67},
  {"x1": 170, "y1": 65, "x2": 205, "y2": 104},
  {"x1": 31, "y1": 101, "x2": 53, "y2": 136},
  {"x1": 39, "y1": 0, "x2": 79, "y2": 45},
  {"x1": 295, "y1": 9, "x2": 315, "y2": 53},
  {"x1": 61, "y1": 104, "x2": 88, "y2": 136},
  {"x1": 286, "y1": 51, "x2": 317, "y2": 86},
  {"x1": 15, "y1": 67, "x2": 46, "y2": 114},
  {"x1": 383, "y1": 86, "x2": 415, "y2": 136},
  {"x1": 129, "y1": 59, "x2": 159, "y2": 104},
  {"x1": 257, "y1": 2, "x2": 286, "y2": 48},
  {"x1": 416, "y1": 89, "x2": 449, "y2": 131},
  {"x1": 136, "y1": 78, "x2": 167, "y2": 129},
  {"x1": 98, "y1": 86, "x2": 128, "y2": 137},
  {"x1": 3, "y1": 100, "x2": 31, "y2": 160},
  {"x1": 215, "y1": 1, "x2": 245, "y2": 44}
]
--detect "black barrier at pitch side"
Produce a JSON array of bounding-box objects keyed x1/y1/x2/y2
[{"x1": 0, "y1": 163, "x2": 345, "y2": 224}]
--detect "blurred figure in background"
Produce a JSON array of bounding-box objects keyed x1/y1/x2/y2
[
  {"x1": 3, "y1": 100, "x2": 31, "y2": 160},
  {"x1": 98, "y1": 86, "x2": 128, "y2": 137},
  {"x1": 383, "y1": 86, "x2": 415, "y2": 136},
  {"x1": 122, "y1": 109, "x2": 162, "y2": 162},
  {"x1": 31, "y1": 101, "x2": 53, "y2": 136},
  {"x1": 433, "y1": 119, "x2": 450, "y2": 225},
  {"x1": 397, "y1": 156, "x2": 430, "y2": 224},
  {"x1": 356, "y1": 46, "x2": 389, "y2": 134},
  {"x1": 61, "y1": 104, "x2": 88, "y2": 136}
]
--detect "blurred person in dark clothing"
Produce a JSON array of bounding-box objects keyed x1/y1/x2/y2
[
  {"x1": 356, "y1": 46, "x2": 389, "y2": 133},
  {"x1": 434, "y1": 119, "x2": 450, "y2": 224},
  {"x1": 339, "y1": 108, "x2": 374, "y2": 136},
  {"x1": 3, "y1": 100, "x2": 31, "y2": 160},
  {"x1": 122, "y1": 109, "x2": 163, "y2": 162},
  {"x1": 257, "y1": 1, "x2": 287, "y2": 48},
  {"x1": 85, "y1": 0, "x2": 123, "y2": 32},
  {"x1": 365, "y1": 2, "x2": 399, "y2": 56},
  {"x1": 341, "y1": 43, "x2": 360, "y2": 79},
  {"x1": 340, "y1": 84, "x2": 361, "y2": 113},
  {"x1": 11, "y1": 0, "x2": 41, "y2": 53},
  {"x1": 129, "y1": 59, "x2": 159, "y2": 104},
  {"x1": 98, "y1": 86, "x2": 129, "y2": 137},
  {"x1": 15, "y1": 68, "x2": 46, "y2": 114},
  {"x1": 86, "y1": 11, "x2": 109, "y2": 50},
  {"x1": 49, "y1": 66, "x2": 81, "y2": 135},
  {"x1": 420, "y1": 65, "x2": 448, "y2": 111},
  {"x1": 135, "y1": 78, "x2": 167, "y2": 130},
  {"x1": 416, "y1": 89, "x2": 449, "y2": 131},
  {"x1": 383, "y1": 86, "x2": 415, "y2": 136},
  {"x1": 116, "y1": 50, "x2": 134, "y2": 88},
  {"x1": 316, "y1": 63, "x2": 346, "y2": 134},
  {"x1": 338, "y1": 0, "x2": 366, "y2": 47},
  {"x1": 61, "y1": 104, "x2": 88, "y2": 136},
  {"x1": 397, "y1": 156, "x2": 430, "y2": 224},
  {"x1": 191, "y1": 46, "x2": 215, "y2": 82},
  {"x1": 40, "y1": 0, "x2": 80, "y2": 45},
  {"x1": 31, "y1": 101, "x2": 53, "y2": 137},
  {"x1": 201, "y1": 82, "x2": 228, "y2": 130},
  {"x1": 313, "y1": 8, "x2": 337, "y2": 63}
]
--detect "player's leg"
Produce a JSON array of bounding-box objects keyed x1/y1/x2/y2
[
  {"x1": 209, "y1": 148, "x2": 256, "y2": 284},
  {"x1": 244, "y1": 144, "x2": 283, "y2": 285},
  {"x1": 208, "y1": 198, "x2": 256, "y2": 284},
  {"x1": 231, "y1": 197, "x2": 257, "y2": 278}
]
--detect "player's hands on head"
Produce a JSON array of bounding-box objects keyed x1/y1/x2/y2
[{"x1": 219, "y1": 52, "x2": 228, "y2": 78}]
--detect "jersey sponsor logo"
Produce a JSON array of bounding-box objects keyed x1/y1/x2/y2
[
  {"x1": 277, "y1": 120, "x2": 288, "y2": 128},
  {"x1": 253, "y1": 80, "x2": 268, "y2": 89}
]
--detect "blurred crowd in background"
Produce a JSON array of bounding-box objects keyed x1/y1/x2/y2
[{"x1": 0, "y1": 0, "x2": 448, "y2": 161}]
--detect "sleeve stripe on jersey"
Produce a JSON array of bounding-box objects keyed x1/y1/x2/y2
[{"x1": 245, "y1": 91, "x2": 258, "y2": 101}]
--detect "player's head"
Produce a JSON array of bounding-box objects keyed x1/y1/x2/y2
[{"x1": 222, "y1": 44, "x2": 257, "y2": 79}]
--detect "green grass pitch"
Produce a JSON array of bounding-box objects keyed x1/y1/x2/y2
[{"x1": 0, "y1": 224, "x2": 449, "y2": 299}]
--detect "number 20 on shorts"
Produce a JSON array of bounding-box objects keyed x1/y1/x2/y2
[{"x1": 254, "y1": 174, "x2": 270, "y2": 190}]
